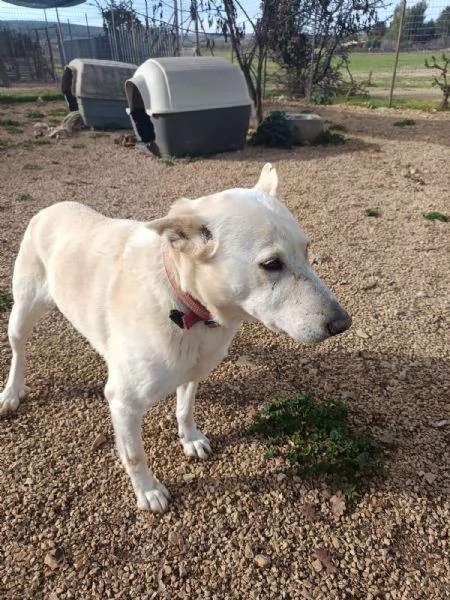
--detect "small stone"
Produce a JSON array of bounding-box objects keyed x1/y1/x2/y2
[
  {"x1": 168, "y1": 531, "x2": 184, "y2": 548},
  {"x1": 183, "y1": 473, "x2": 196, "y2": 483},
  {"x1": 236, "y1": 355, "x2": 256, "y2": 367},
  {"x1": 254, "y1": 554, "x2": 271, "y2": 569},
  {"x1": 430, "y1": 419, "x2": 448, "y2": 429},
  {"x1": 311, "y1": 558, "x2": 323, "y2": 572},
  {"x1": 423, "y1": 472, "x2": 437, "y2": 485},
  {"x1": 355, "y1": 329, "x2": 369, "y2": 339},
  {"x1": 244, "y1": 544, "x2": 254, "y2": 559},
  {"x1": 44, "y1": 553, "x2": 60, "y2": 571},
  {"x1": 178, "y1": 564, "x2": 187, "y2": 579},
  {"x1": 331, "y1": 536, "x2": 340, "y2": 550},
  {"x1": 275, "y1": 473, "x2": 287, "y2": 483},
  {"x1": 361, "y1": 279, "x2": 378, "y2": 291}
]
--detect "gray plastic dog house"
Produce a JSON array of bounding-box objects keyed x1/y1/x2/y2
[
  {"x1": 64, "y1": 58, "x2": 137, "y2": 129},
  {"x1": 125, "y1": 57, "x2": 252, "y2": 157}
]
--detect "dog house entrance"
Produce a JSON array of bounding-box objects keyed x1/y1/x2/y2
[{"x1": 126, "y1": 83, "x2": 160, "y2": 156}]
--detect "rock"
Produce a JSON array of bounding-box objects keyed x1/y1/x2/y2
[
  {"x1": 429, "y1": 419, "x2": 448, "y2": 429},
  {"x1": 44, "y1": 552, "x2": 60, "y2": 571},
  {"x1": 178, "y1": 564, "x2": 187, "y2": 579},
  {"x1": 236, "y1": 355, "x2": 256, "y2": 367},
  {"x1": 355, "y1": 329, "x2": 369, "y2": 339},
  {"x1": 244, "y1": 544, "x2": 254, "y2": 559},
  {"x1": 183, "y1": 473, "x2": 196, "y2": 483},
  {"x1": 254, "y1": 554, "x2": 271, "y2": 569},
  {"x1": 311, "y1": 558, "x2": 323, "y2": 572},
  {"x1": 361, "y1": 279, "x2": 378, "y2": 291},
  {"x1": 275, "y1": 473, "x2": 287, "y2": 483},
  {"x1": 423, "y1": 472, "x2": 437, "y2": 485}
]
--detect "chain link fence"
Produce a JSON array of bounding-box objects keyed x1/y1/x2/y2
[{"x1": 0, "y1": 1, "x2": 449, "y2": 104}]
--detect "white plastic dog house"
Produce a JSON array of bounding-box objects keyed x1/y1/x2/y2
[
  {"x1": 125, "y1": 57, "x2": 252, "y2": 157},
  {"x1": 64, "y1": 58, "x2": 137, "y2": 129}
]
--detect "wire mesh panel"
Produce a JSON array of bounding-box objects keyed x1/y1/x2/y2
[{"x1": 0, "y1": 0, "x2": 448, "y2": 102}]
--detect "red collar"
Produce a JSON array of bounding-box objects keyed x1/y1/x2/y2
[{"x1": 162, "y1": 246, "x2": 219, "y2": 330}]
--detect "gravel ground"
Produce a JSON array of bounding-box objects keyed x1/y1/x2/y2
[{"x1": 0, "y1": 100, "x2": 449, "y2": 600}]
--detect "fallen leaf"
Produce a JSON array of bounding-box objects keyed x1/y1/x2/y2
[
  {"x1": 314, "y1": 547, "x2": 337, "y2": 574},
  {"x1": 246, "y1": 406, "x2": 258, "y2": 420},
  {"x1": 91, "y1": 433, "x2": 107, "y2": 450},
  {"x1": 330, "y1": 492, "x2": 346, "y2": 518},
  {"x1": 301, "y1": 502, "x2": 318, "y2": 522}
]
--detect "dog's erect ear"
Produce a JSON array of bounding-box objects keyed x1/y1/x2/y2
[
  {"x1": 146, "y1": 215, "x2": 215, "y2": 259},
  {"x1": 254, "y1": 163, "x2": 278, "y2": 196}
]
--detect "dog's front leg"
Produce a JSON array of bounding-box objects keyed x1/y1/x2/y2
[
  {"x1": 176, "y1": 381, "x2": 211, "y2": 459},
  {"x1": 106, "y1": 386, "x2": 170, "y2": 513}
]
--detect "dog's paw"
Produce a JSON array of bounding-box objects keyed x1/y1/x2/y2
[
  {"x1": 181, "y1": 431, "x2": 212, "y2": 460},
  {"x1": 0, "y1": 386, "x2": 29, "y2": 416},
  {"x1": 137, "y1": 482, "x2": 171, "y2": 513}
]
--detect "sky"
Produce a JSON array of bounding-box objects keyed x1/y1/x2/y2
[{"x1": 0, "y1": 0, "x2": 446, "y2": 32}]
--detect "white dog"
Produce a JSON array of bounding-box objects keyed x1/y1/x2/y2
[{"x1": 0, "y1": 164, "x2": 351, "y2": 513}]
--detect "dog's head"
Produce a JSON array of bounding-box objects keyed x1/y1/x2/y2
[{"x1": 147, "y1": 163, "x2": 351, "y2": 343}]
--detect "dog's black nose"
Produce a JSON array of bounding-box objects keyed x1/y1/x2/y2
[{"x1": 327, "y1": 314, "x2": 352, "y2": 336}]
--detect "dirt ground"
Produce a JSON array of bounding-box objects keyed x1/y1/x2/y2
[{"x1": 0, "y1": 99, "x2": 449, "y2": 600}]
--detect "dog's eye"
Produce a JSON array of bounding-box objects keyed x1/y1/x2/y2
[{"x1": 260, "y1": 257, "x2": 283, "y2": 271}]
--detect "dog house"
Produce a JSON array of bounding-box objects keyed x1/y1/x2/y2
[
  {"x1": 63, "y1": 58, "x2": 137, "y2": 129},
  {"x1": 125, "y1": 57, "x2": 252, "y2": 157}
]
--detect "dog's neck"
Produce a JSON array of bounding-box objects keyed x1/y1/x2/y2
[{"x1": 162, "y1": 244, "x2": 219, "y2": 330}]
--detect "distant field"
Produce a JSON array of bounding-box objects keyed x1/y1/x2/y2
[
  {"x1": 340, "y1": 51, "x2": 443, "y2": 89},
  {"x1": 211, "y1": 46, "x2": 441, "y2": 91}
]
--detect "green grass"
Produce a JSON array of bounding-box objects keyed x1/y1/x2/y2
[
  {"x1": 339, "y1": 51, "x2": 440, "y2": 89},
  {"x1": 26, "y1": 110, "x2": 45, "y2": 121},
  {"x1": 0, "y1": 90, "x2": 63, "y2": 104},
  {"x1": 422, "y1": 211, "x2": 448, "y2": 222},
  {"x1": 0, "y1": 118, "x2": 21, "y2": 127},
  {"x1": 0, "y1": 118, "x2": 23, "y2": 134},
  {"x1": 0, "y1": 139, "x2": 14, "y2": 150},
  {"x1": 16, "y1": 193, "x2": 33, "y2": 202},
  {"x1": 22, "y1": 163, "x2": 42, "y2": 171},
  {"x1": 71, "y1": 143, "x2": 86, "y2": 149},
  {"x1": 0, "y1": 293, "x2": 13, "y2": 311},
  {"x1": 48, "y1": 107, "x2": 68, "y2": 117},
  {"x1": 341, "y1": 51, "x2": 430, "y2": 72},
  {"x1": 366, "y1": 208, "x2": 381, "y2": 217},
  {"x1": 254, "y1": 395, "x2": 385, "y2": 499},
  {"x1": 332, "y1": 94, "x2": 437, "y2": 111},
  {"x1": 314, "y1": 129, "x2": 346, "y2": 146},
  {"x1": 393, "y1": 119, "x2": 416, "y2": 127},
  {"x1": 327, "y1": 122, "x2": 347, "y2": 133}
]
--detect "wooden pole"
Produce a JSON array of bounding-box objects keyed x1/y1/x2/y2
[{"x1": 389, "y1": 0, "x2": 407, "y2": 107}]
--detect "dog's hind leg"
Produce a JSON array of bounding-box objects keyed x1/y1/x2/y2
[
  {"x1": 176, "y1": 381, "x2": 212, "y2": 459},
  {"x1": 0, "y1": 246, "x2": 53, "y2": 416},
  {"x1": 105, "y1": 380, "x2": 171, "y2": 513}
]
